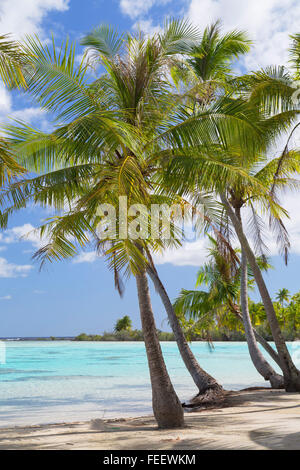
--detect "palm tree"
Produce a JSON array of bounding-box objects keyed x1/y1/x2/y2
[
  {"x1": 143, "y1": 21, "x2": 254, "y2": 400},
  {"x1": 237, "y1": 222, "x2": 283, "y2": 389},
  {"x1": 286, "y1": 292, "x2": 300, "y2": 333},
  {"x1": 173, "y1": 239, "x2": 278, "y2": 360},
  {"x1": 146, "y1": 263, "x2": 222, "y2": 399},
  {"x1": 114, "y1": 315, "x2": 132, "y2": 332},
  {"x1": 165, "y1": 31, "x2": 300, "y2": 391},
  {"x1": 2, "y1": 24, "x2": 195, "y2": 428},
  {"x1": 218, "y1": 139, "x2": 300, "y2": 391},
  {"x1": 171, "y1": 20, "x2": 251, "y2": 105},
  {"x1": 217, "y1": 37, "x2": 300, "y2": 391},
  {"x1": 220, "y1": 195, "x2": 300, "y2": 391},
  {"x1": 276, "y1": 288, "x2": 291, "y2": 328},
  {"x1": 276, "y1": 288, "x2": 291, "y2": 307},
  {"x1": 1, "y1": 23, "x2": 262, "y2": 405},
  {"x1": 217, "y1": 63, "x2": 300, "y2": 390},
  {"x1": 4, "y1": 22, "x2": 296, "y2": 406},
  {"x1": 174, "y1": 236, "x2": 284, "y2": 388}
]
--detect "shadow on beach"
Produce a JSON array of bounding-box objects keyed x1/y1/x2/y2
[{"x1": 0, "y1": 389, "x2": 299, "y2": 450}]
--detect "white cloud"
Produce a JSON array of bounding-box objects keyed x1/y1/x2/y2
[
  {"x1": 0, "y1": 106, "x2": 50, "y2": 131},
  {"x1": 9, "y1": 107, "x2": 46, "y2": 122},
  {"x1": 120, "y1": 0, "x2": 176, "y2": 20},
  {"x1": 0, "y1": 295, "x2": 12, "y2": 300},
  {"x1": 0, "y1": 0, "x2": 69, "y2": 123},
  {"x1": 0, "y1": 258, "x2": 32, "y2": 278},
  {"x1": 72, "y1": 251, "x2": 99, "y2": 264},
  {"x1": 120, "y1": 0, "x2": 159, "y2": 19},
  {"x1": 154, "y1": 238, "x2": 209, "y2": 266},
  {"x1": 132, "y1": 18, "x2": 162, "y2": 36},
  {"x1": 123, "y1": 0, "x2": 300, "y2": 71},
  {"x1": 33, "y1": 289, "x2": 46, "y2": 294},
  {"x1": 0, "y1": 0, "x2": 69, "y2": 40},
  {"x1": 0, "y1": 82, "x2": 12, "y2": 114},
  {"x1": 1, "y1": 223, "x2": 49, "y2": 250},
  {"x1": 186, "y1": 0, "x2": 300, "y2": 70},
  {"x1": 0, "y1": 103, "x2": 50, "y2": 128}
]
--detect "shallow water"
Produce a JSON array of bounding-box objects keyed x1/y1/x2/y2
[{"x1": 0, "y1": 340, "x2": 299, "y2": 427}]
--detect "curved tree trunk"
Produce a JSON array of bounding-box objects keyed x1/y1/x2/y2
[
  {"x1": 135, "y1": 268, "x2": 184, "y2": 428},
  {"x1": 147, "y1": 265, "x2": 224, "y2": 401},
  {"x1": 228, "y1": 300, "x2": 282, "y2": 368},
  {"x1": 221, "y1": 193, "x2": 300, "y2": 392},
  {"x1": 239, "y1": 244, "x2": 284, "y2": 389}
]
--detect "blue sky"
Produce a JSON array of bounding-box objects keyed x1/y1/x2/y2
[{"x1": 0, "y1": 0, "x2": 300, "y2": 337}]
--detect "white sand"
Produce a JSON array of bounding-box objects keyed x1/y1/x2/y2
[{"x1": 0, "y1": 389, "x2": 299, "y2": 450}]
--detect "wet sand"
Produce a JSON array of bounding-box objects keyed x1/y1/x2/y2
[{"x1": 0, "y1": 389, "x2": 299, "y2": 450}]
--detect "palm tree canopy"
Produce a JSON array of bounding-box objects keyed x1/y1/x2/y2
[
  {"x1": 173, "y1": 235, "x2": 272, "y2": 328},
  {"x1": 186, "y1": 20, "x2": 251, "y2": 82},
  {"x1": 0, "y1": 22, "x2": 275, "y2": 281},
  {"x1": 276, "y1": 288, "x2": 291, "y2": 305}
]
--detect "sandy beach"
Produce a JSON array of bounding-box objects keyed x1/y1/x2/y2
[{"x1": 0, "y1": 389, "x2": 299, "y2": 450}]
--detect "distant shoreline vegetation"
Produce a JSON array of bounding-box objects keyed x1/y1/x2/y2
[
  {"x1": 2, "y1": 308, "x2": 299, "y2": 342},
  {"x1": 74, "y1": 330, "x2": 174, "y2": 341},
  {"x1": 74, "y1": 330, "x2": 300, "y2": 342},
  {"x1": 1, "y1": 333, "x2": 299, "y2": 342}
]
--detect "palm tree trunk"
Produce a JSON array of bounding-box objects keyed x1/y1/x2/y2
[
  {"x1": 221, "y1": 193, "x2": 300, "y2": 392},
  {"x1": 228, "y1": 300, "x2": 282, "y2": 368},
  {"x1": 147, "y1": 265, "x2": 223, "y2": 398},
  {"x1": 135, "y1": 268, "x2": 184, "y2": 428},
  {"x1": 239, "y1": 243, "x2": 284, "y2": 389}
]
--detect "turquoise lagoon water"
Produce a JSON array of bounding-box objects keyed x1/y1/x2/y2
[{"x1": 0, "y1": 340, "x2": 299, "y2": 427}]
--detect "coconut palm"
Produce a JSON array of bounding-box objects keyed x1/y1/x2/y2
[
  {"x1": 174, "y1": 236, "x2": 284, "y2": 388},
  {"x1": 276, "y1": 288, "x2": 291, "y2": 307},
  {"x1": 4, "y1": 20, "x2": 298, "y2": 408},
  {"x1": 286, "y1": 292, "x2": 300, "y2": 333},
  {"x1": 0, "y1": 20, "x2": 269, "y2": 408},
  {"x1": 114, "y1": 315, "x2": 132, "y2": 332},
  {"x1": 215, "y1": 147, "x2": 294, "y2": 391},
  {"x1": 171, "y1": 20, "x2": 251, "y2": 105},
  {"x1": 276, "y1": 288, "x2": 291, "y2": 328},
  {"x1": 220, "y1": 195, "x2": 300, "y2": 391},
  {"x1": 2, "y1": 23, "x2": 193, "y2": 428},
  {"x1": 210, "y1": 141, "x2": 300, "y2": 391},
  {"x1": 237, "y1": 232, "x2": 283, "y2": 389},
  {"x1": 161, "y1": 23, "x2": 289, "y2": 390},
  {"x1": 57, "y1": 20, "x2": 224, "y2": 402},
  {"x1": 164, "y1": 29, "x2": 300, "y2": 391},
  {"x1": 144, "y1": 22, "x2": 255, "y2": 399},
  {"x1": 217, "y1": 60, "x2": 300, "y2": 391}
]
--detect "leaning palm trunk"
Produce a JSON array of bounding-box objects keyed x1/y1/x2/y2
[
  {"x1": 147, "y1": 265, "x2": 224, "y2": 403},
  {"x1": 221, "y1": 194, "x2": 300, "y2": 392},
  {"x1": 228, "y1": 300, "x2": 282, "y2": 368},
  {"x1": 135, "y1": 268, "x2": 184, "y2": 428},
  {"x1": 239, "y1": 246, "x2": 284, "y2": 389}
]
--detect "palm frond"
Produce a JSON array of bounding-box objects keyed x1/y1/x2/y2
[
  {"x1": 0, "y1": 34, "x2": 28, "y2": 88},
  {"x1": 187, "y1": 20, "x2": 251, "y2": 82},
  {"x1": 22, "y1": 35, "x2": 97, "y2": 121},
  {"x1": 247, "y1": 203, "x2": 269, "y2": 260},
  {"x1": 81, "y1": 24, "x2": 123, "y2": 63},
  {"x1": 159, "y1": 18, "x2": 200, "y2": 55}
]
